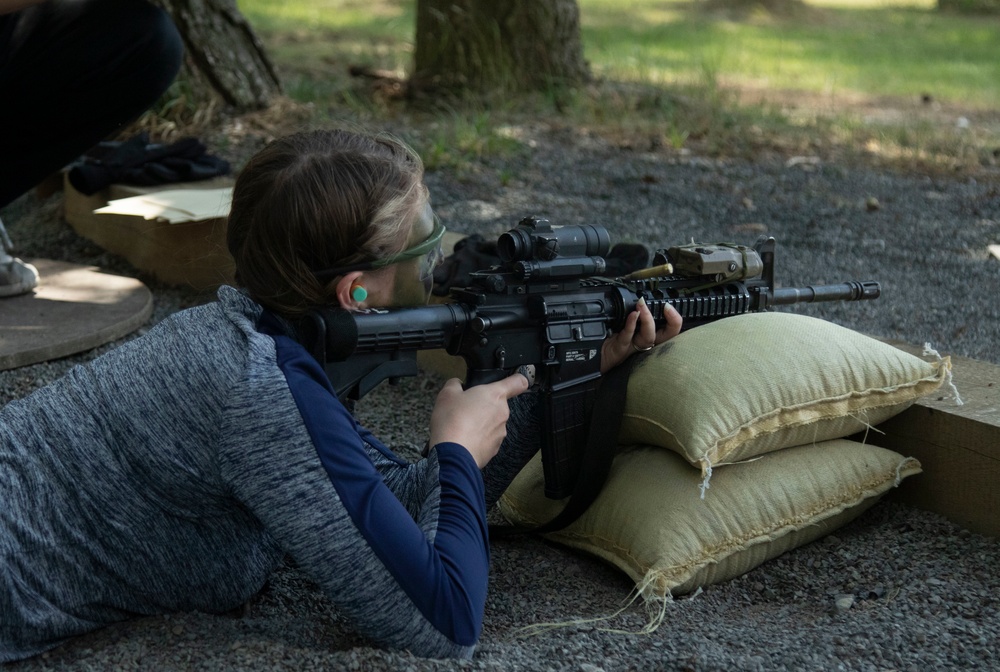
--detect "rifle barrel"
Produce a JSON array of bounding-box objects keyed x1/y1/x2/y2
[{"x1": 771, "y1": 281, "x2": 881, "y2": 306}]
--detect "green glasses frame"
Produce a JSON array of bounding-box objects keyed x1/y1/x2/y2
[{"x1": 314, "y1": 219, "x2": 446, "y2": 281}]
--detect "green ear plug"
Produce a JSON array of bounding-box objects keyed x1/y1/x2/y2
[{"x1": 351, "y1": 285, "x2": 368, "y2": 302}]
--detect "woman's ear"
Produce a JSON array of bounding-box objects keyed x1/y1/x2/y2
[{"x1": 334, "y1": 271, "x2": 367, "y2": 310}]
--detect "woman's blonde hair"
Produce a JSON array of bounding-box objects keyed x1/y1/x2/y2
[{"x1": 227, "y1": 129, "x2": 427, "y2": 316}]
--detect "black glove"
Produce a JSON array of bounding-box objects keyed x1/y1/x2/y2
[
  {"x1": 604, "y1": 242, "x2": 650, "y2": 277},
  {"x1": 431, "y1": 234, "x2": 502, "y2": 296},
  {"x1": 68, "y1": 132, "x2": 230, "y2": 195}
]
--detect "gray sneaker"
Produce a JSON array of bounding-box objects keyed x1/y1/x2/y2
[
  {"x1": 0, "y1": 253, "x2": 39, "y2": 298},
  {"x1": 0, "y1": 215, "x2": 39, "y2": 298}
]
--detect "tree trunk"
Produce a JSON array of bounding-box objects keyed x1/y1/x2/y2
[
  {"x1": 152, "y1": 0, "x2": 281, "y2": 112},
  {"x1": 411, "y1": 0, "x2": 590, "y2": 96}
]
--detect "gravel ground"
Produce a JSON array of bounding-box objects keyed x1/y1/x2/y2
[{"x1": 1, "y1": 123, "x2": 998, "y2": 671}]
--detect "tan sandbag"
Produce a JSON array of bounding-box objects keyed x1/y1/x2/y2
[
  {"x1": 619, "y1": 312, "x2": 947, "y2": 478},
  {"x1": 499, "y1": 439, "x2": 921, "y2": 599}
]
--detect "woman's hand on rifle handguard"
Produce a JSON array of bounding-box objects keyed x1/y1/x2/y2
[{"x1": 600, "y1": 297, "x2": 682, "y2": 374}]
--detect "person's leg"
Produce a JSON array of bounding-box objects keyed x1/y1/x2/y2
[{"x1": 0, "y1": 0, "x2": 184, "y2": 208}]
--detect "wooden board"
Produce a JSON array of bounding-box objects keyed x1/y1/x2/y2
[{"x1": 863, "y1": 342, "x2": 999, "y2": 537}]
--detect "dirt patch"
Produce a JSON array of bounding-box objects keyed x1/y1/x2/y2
[{"x1": 735, "y1": 84, "x2": 1000, "y2": 130}]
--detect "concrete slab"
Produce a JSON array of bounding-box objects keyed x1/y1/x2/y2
[{"x1": 0, "y1": 258, "x2": 152, "y2": 371}]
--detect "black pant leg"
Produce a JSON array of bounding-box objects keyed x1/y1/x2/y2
[{"x1": 0, "y1": 0, "x2": 183, "y2": 207}]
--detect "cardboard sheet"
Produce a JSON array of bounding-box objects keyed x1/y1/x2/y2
[{"x1": 94, "y1": 188, "x2": 233, "y2": 224}]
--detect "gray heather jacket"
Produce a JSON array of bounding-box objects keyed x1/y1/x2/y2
[{"x1": 0, "y1": 286, "x2": 539, "y2": 662}]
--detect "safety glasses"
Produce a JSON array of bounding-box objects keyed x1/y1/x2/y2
[{"x1": 314, "y1": 218, "x2": 446, "y2": 282}]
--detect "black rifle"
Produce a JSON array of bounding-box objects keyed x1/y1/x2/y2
[{"x1": 297, "y1": 217, "x2": 880, "y2": 501}]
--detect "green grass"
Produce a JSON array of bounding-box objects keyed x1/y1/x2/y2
[
  {"x1": 238, "y1": 0, "x2": 999, "y2": 107},
  {"x1": 237, "y1": 0, "x2": 415, "y2": 40},
  {"x1": 579, "y1": 0, "x2": 1000, "y2": 107},
  {"x1": 233, "y1": 0, "x2": 1000, "y2": 174},
  {"x1": 240, "y1": 0, "x2": 414, "y2": 76}
]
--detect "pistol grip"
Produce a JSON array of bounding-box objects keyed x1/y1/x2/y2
[{"x1": 464, "y1": 368, "x2": 508, "y2": 388}]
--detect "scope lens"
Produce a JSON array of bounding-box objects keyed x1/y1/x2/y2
[{"x1": 497, "y1": 228, "x2": 532, "y2": 262}]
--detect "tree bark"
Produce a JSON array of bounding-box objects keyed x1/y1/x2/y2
[
  {"x1": 411, "y1": 0, "x2": 590, "y2": 96},
  {"x1": 152, "y1": 0, "x2": 282, "y2": 112}
]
